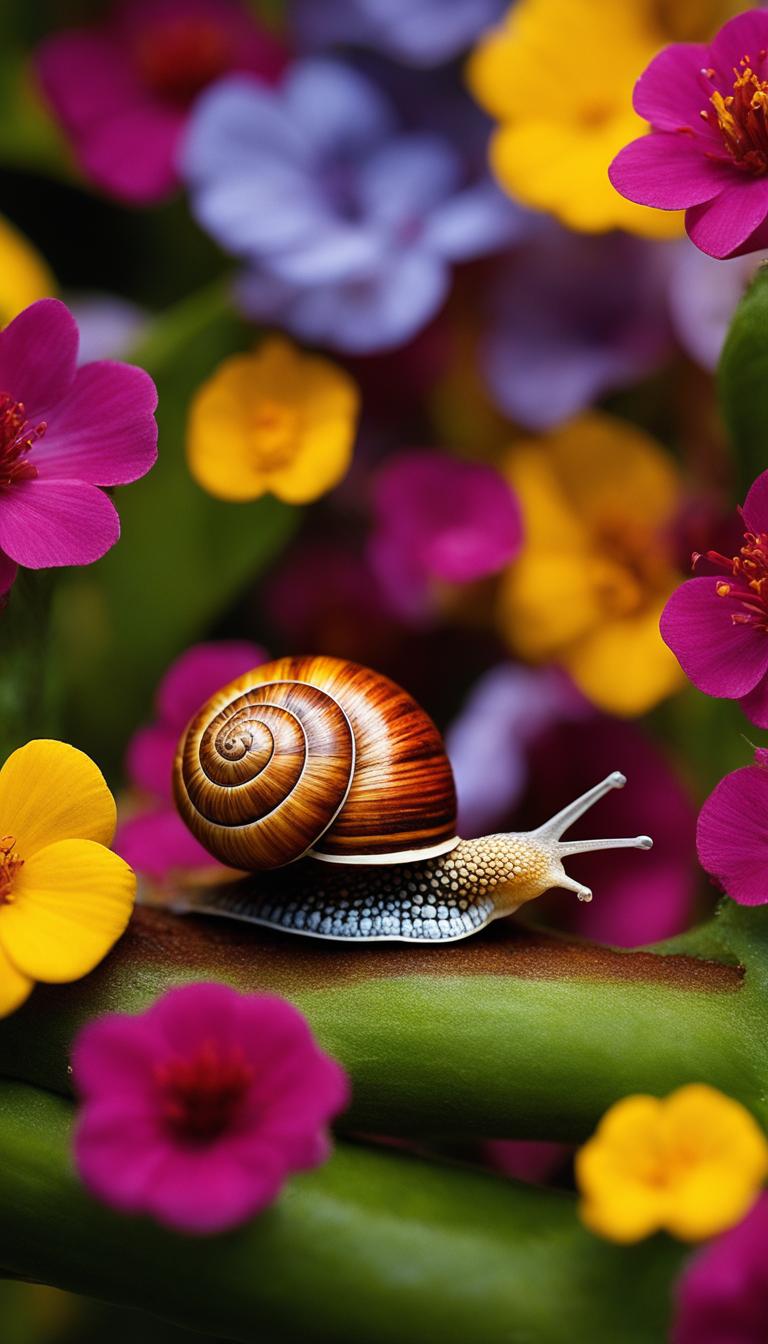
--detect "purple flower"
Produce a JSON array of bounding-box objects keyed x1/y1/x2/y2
[
  {"x1": 696, "y1": 752, "x2": 768, "y2": 905},
  {"x1": 367, "y1": 449, "x2": 523, "y2": 620},
  {"x1": 68, "y1": 294, "x2": 149, "y2": 365},
  {"x1": 181, "y1": 58, "x2": 522, "y2": 352},
  {"x1": 0, "y1": 299, "x2": 157, "y2": 599},
  {"x1": 673, "y1": 1194, "x2": 768, "y2": 1343},
  {"x1": 521, "y1": 716, "x2": 697, "y2": 947},
  {"x1": 446, "y1": 663, "x2": 588, "y2": 836},
  {"x1": 72, "y1": 983, "x2": 349, "y2": 1234},
  {"x1": 292, "y1": 0, "x2": 506, "y2": 68},
  {"x1": 660, "y1": 471, "x2": 768, "y2": 727},
  {"x1": 481, "y1": 227, "x2": 673, "y2": 430},
  {"x1": 36, "y1": 0, "x2": 289, "y2": 204},
  {"x1": 667, "y1": 241, "x2": 768, "y2": 371},
  {"x1": 116, "y1": 641, "x2": 267, "y2": 880},
  {"x1": 609, "y1": 11, "x2": 768, "y2": 258}
]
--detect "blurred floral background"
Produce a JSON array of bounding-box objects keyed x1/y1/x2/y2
[{"x1": 4, "y1": 0, "x2": 768, "y2": 1338}]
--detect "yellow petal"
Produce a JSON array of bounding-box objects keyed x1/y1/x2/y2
[
  {"x1": 0, "y1": 938, "x2": 33, "y2": 1018},
  {"x1": 579, "y1": 1190, "x2": 662, "y2": 1244},
  {"x1": 504, "y1": 444, "x2": 589, "y2": 551},
  {"x1": 0, "y1": 838, "x2": 135, "y2": 983},
  {"x1": 187, "y1": 338, "x2": 359, "y2": 504},
  {"x1": 0, "y1": 215, "x2": 55, "y2": 327},
  {"x1": 546, "y1": 414, "x2": 681, "y2": 533},
  {"x1": 266, "y1": 417, "x2": 355, "y2": 503},
  {"x1": 667, "y1": 1166, "x2": 763, "y2": 1241},
  {"x1": 498, "y1": 551, "x2": 605, "y2": 660},
  {"x1": 562, "y1": 600, "x2": 684, "y2": 716},
  {"x1": 663, "y1": 1085, "x2": 768, "y2": 1182},
  {"x1": 0, "y1": 740, "x2": 116, "y2": 857}
]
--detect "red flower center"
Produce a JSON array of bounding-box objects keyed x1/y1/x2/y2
[
  {"x1": 698, "y1": 524, "x2": 768, "y2": 629},
  {"x1": 134, "y1": 19, "x2": 233, "y2": 107},
  {"x1": 0, "y1": 836, "x2": 23, "y2": 904},
  {"x1": 154, "y1": 1039, "x2": 254, "y2": 1143},
  {"x1": 0, "y1": 394, "x2": 44, "y2": 491},
  {"x1": 702, "y1": 58, "x2": 768, "y2": 175}
]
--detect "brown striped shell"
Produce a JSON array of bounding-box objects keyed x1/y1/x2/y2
[{"x1": 173, "y1": 655, "x2": 459, "y2": 871}]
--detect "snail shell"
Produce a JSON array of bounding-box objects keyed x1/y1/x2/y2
[{"x1": 173, "y1": 655, "x2": 458, "y2": 871}]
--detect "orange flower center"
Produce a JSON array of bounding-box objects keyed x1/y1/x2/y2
[
  {"x1": 154, "y1": 1039, "x2": 254, "y2": 1143},
  {"x1": 698, "y1": 526, "x2": 768, "y2": 630},
  {"x1": 0, "y1": 393, "x2": 44, "y2": 491},
  {"x1": 0, "y1": 835, "x2": 23, "y2": 904},
  {"x1": 703, "y1": 58, "x2": 768, "y2": 175},
  {"x1": 135, "y1": 19, "x2": 232, "y2": 107},
  {"x1": 251, "y1": 399, "x2": 300, "y2": 469}
]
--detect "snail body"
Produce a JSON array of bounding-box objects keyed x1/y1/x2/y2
[{"x1": 172, "y1": 656, "x2": 652, "y2": 943}]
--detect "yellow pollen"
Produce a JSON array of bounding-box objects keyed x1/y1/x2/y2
[
  {"x1": 251, "y1": 399, "x2": 300, "y2": 469},
  {"x1": 707, "y1": 64, "x2": 768, "y2": 175},
  {"x1": 0, "y1": 834, "x2": 23, "y2": 903},
  {"x1": 716, "y1": 581, "x2": 732, "y2": 596}
]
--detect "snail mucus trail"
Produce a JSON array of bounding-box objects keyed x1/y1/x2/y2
[{"x1": 169, "y1": 656, "x2": 652, "y2": 944}]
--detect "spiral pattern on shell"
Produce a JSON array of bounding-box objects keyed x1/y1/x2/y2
[{"x1": 174, "y1": 655, "x2": 458, "y2": 871}]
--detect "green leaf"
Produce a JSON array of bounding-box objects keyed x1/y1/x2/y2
[
  {"x1": 718, "y1": 261, "x2": 768, "y2": 497},
  {"x1": 0, "y1": 1081, "x2": 683, "y2": 1343},
  {"x1": 51, "y1": 286, "x2": 295, "y2": 774}
]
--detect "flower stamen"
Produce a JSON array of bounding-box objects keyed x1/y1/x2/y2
[
  {"x1": 702, "y1": 58, "x2": 768, "y2": 174},
  {"x1": 694, "y1": 526, "x2": 768, "y2": 629},
  {"x1": 0, "y1": 835, "x2": 23, "y2": 904},
  {"x1": 0, "y1": 394, "x2": 45, "y2": 490},
  {"x1": 154, "y1": 1038, "x2": 254, "y2": 1143}
]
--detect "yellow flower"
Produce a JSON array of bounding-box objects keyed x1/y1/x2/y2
[
  {"x1": 466, "y1": 0, "x2": 684, "y2": 236},
  {"x1": 497, "y1": 413, "x2": 683, "y2": 716},
  {"x1": 576, "y1": 1085, "x2": 768, "y2": 1243},
  {"x1": 187, "y1": 335, "x2": 360, "y2": 505},
  {"x1": 0, "y1": 214, "x2": 54, "y2": 325},
  {"x1": 0, "y1": 740, "x2": 135, "y2": 1017}
]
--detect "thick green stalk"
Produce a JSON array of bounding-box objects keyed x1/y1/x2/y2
[
  {"x1": 0, "y1": 898, "x2": 764, "y2": 1139},
  {"x1": 0, "y1": 571, "x2": 58, "y2": 759},
  {"x1": 0, "y1": 1082, "x2": 683, "y2": 1344}
]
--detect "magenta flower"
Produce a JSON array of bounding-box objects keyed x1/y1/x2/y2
[
  {"x1": 0, "y1": 298, "x2": 157, "y2": 599},
  {"x1": 73, "y1": 983, "x2": 348, "y2": 1235},
  {"x1": 368, "y1": 450, "x2": 522, "y2": 622},
  {"x1": 609, "y1": 10, "x2": 768, "y2": 258},
  {"x1": 696, "y1": 751, "x2": 768, "y2": 905},
  {"x1": 673, "y1": 1194, "x2": 768, "y2": 1343},
  {"x1": 116, "y1": 640, "x2": 267, "y2": 879},
  {"x1": 660, "y1": 471, "x2": 768, "y2": 728},
  {"x1": 36, "y1": 0, "x2": 288, "y2": 204}
]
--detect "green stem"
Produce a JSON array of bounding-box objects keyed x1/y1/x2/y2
[
  {"x1": 0, "y1": 900, "x2": 765, "y2": 1140},
  {"x1": 0, "y1": 1081, "x2": 683, "y2": 1344},
  {"x1": 0, "y1": 571, "x2": 58, "y2": 759}
]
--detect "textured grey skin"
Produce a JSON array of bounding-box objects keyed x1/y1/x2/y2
[{"x1": 173, "y1": 836, "x2": 536, "y2": 943}]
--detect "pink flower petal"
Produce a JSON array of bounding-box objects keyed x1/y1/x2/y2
[
  {"x1": 115, "y1": 807, "x2": 219, "y2": 879},
  {"x1": 73, "y1": 1014, "x2": 162, "y2": 1099},
  {"x1": 742, "y1": 468, "x2": 768, "y2": 533},
  {"x1": 125, "y1": 723, "x2": 178, "y2": 798},
  {"x1": 660, "y1": 575, "x2": 768, "y2": 698},
  {"x1": 673, "y1": 1193, "x2": 768, "y2": 1343},
  {"x1": 739, "y1": 676, "x2": 768, "y2": 730},
  {"x1": 0, "y1": 550, "x2": 17, "y2": 598},
  {"x1": 0, "y1": 299, "x2": 78, "y2": 416},
  {"x1": 80, "y1": 104, "x2": 183, "y2": 204},
  {"x1": 634, "y1": 44, "x2": 716, "y2": 134},
  {"x1": 36, "y1": 31, "x2": 143, "y2": 136},
  {"x1": 686, "y1": 178, "x2": 768, "y2": 259},
  {"x1": 156, "y1": 641, "x2": 267, "y2": 728},
  {"x1": 609, "y1": 134, "x2": 732, "y2": 210},
  {"x1": 0, "y1": 477, "x2": 120, "y2": 570},
  {"x1": 710, "y1": 10, "x2": 768, "y2": 76},
  {"x1": 0, "y1": 478, "x2": 119, "y2": 570},
  {"x1": 74, "y1": 1106, "x2": 170, "y2": 1213},
  {"x1": 697, "y1": 765, "x2": 768, "y2": 905},
  {"x1": 35, "y1": 361, "x2": 158, "y2": 485},
  {"x1": 143, "y1": 1143, "x2": 286, "y2": 1234}
]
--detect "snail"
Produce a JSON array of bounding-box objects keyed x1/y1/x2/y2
[{"x1": 171, "y1": 655, "x2": 652, "y2": 943}]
